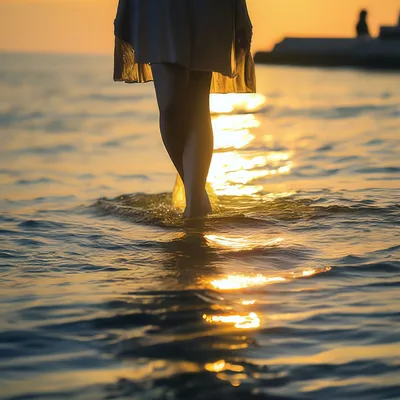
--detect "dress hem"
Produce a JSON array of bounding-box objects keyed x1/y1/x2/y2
[{"x1": 113, "y1": 37, "x2": 256, "y2": 94}]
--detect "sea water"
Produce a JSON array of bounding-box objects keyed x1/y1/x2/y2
[{"x1": 0, "y1": 52, "x2": 399, "y2": 399}]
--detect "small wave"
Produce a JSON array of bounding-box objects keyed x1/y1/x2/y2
[
  {"x1": 335, "y1": 155, "x2": 361, "y2": 163},
  {"x1": 18, "y1": 220, "x2": 67, "y2": 230},
  {"x1": 0, "y1": 110, "x2": 45, "y2": 127},
  {"x1": 110, "y1": 173, "x2": 150, "y2": 181},
  {"x1": 316, "y1": 144, "x2": 334, "y2": 152},
  {"x1": 15, "y1": 238, "x2": 47, "y2": 247},
  {"x1": 43, "y1": 119, "x2": 82, "y2": 134},
  {"x1": 0, "y1": 229, "x2": 18, "y2": 236},
  {"x1": 367, "y1": 245, "x2": 400, "y2": 256},
  {"x1": 364, "y1": 138, "x2": 384, "y2": 146},
  {"x1": 0, "y1": 251, "x2": 20, "y2": 259},
  {"x1": 0, "y1": 169, "x2": 20, "y2": 176},
  {"x1": 94, "y1": 194, "x2": 182, "y2": 228},
  {"x1": 94, "y1": 191, "x2": 400, "y2": 228},
  {"x1": 267, "y1": 103, "x2": 398, "y2": 120},
  {"x1": 15, "y1": 177, "x2": 56, "y2": 185},
  {"x1": 355, "y1": 166, "x2": 400, "y2": 174},
  {"x1": 345, "y1": 261, "x2": 400, "y2": 274},
  {"x1": 33, "y1": 195, "x2": 77, "y2": 203},
  {"x1": 86, "y1": 93, "x2": 153, "y2": 103},
  {"x1": 18, "y1": 144, "x2": 76, "y2": 155}
]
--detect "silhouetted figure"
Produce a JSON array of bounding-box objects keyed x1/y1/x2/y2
[
  {"x1": 356, "y1": 10, "x2": 370, "y2": 38},
  {"x1": 114, "y1": 0, "x2": 255, "y2": 219}
]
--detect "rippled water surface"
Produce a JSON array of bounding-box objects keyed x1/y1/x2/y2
[{"x1": 1, "y1": 52, "x2": 399, "y2": 400}]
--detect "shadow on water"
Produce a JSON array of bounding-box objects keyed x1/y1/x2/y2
[
  {"x1": 161, "y1": 224, "x2": 219, "y2": 285},
  {"x1": 89, "y1": 220, "x2": 289, "y2": 400}
]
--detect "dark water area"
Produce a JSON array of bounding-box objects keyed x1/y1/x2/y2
[{"x1": 0, "y1": 52, "x2": 399, "y2": 399}]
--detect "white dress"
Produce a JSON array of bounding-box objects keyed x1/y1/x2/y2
[{"x1": 114, "y1": 0, "x2": 256, "y2": 94}]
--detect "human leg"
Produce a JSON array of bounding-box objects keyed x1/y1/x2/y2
[
  {"x1": 182, "y1": 71, "x2": 214, "y2": 218},
  {"x1": 151, "y1": 63, "x2": 214, "y2": 218},
  {"x1": 151, "y1": 63, "x2": 190, "y2": 181}
]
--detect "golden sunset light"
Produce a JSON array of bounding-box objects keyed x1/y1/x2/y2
[
  {"x1": 203, "y1": 312, "x2": 261, "y2": 329},
  {"x1": 0, "y1": 0, "x2": 399, "y2": 54},
  {"x1": 1, "y1": 0, "x2": 399, "y2": 398},
  {"x1": 209, "y1": 266, "x2": 332, "y2": 291},
  {"x1": 205, "y1": 360, "x2": 245, "y2": 373}
]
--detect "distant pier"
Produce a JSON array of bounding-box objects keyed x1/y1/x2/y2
[{"x1": 254, "y1": 35, "x2": 400, "y2": 69}]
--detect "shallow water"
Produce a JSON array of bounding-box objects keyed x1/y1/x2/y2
[{"x1": 0, "y1": 52, "x2": 399, "y2": 400}]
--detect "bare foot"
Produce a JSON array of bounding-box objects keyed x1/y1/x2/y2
[{"x1": 183, "y1": 190, "x2": 212, "y2": 219}]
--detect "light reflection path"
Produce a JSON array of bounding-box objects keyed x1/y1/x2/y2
[
  {"x1": 202, "y1": 266, "x2": 331, "y2": 332},
  {"x1": 205, "y1": 234, "x2": 284, "y2": 251},
  {"x1": 199, "y1": 93, "x2": 326, "y2": 382},
  {"x1": 210, "y1": 93, "x2": 267, "y2": 114},
  {"x1": 209, "y1": 267, "x2": 332, "y2": 291},
  {"x1": 203, "y1": 312, "x2": 261, "y2": 329},
  {"x1": 172, "y1": 93, "x2": 293, "y2": 201},
  {"x1": 205, "y1": 360, "x2": 244, "y2": 373},
  {"x1": 207, "y1": 94, "x2": 293, "y2": 197},
  {"x1": 212, "y1": 115, "x2": 258, "y2": 150},
  {"x1": 208, "y1": 150, "x2": 293, "y2": 196}
]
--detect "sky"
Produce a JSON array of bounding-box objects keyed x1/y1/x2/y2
[{"x1": 0, "y1": 0, "x2": 399, "y2": 54}]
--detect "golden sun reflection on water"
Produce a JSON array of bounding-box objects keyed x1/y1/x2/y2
[
  {"x1": 208, "y1": 151, "x2": 293, "y2": 196},
  {"x1": 210, "y1": 274, "x2": 286, "y2": 290},
  {"x1": 173, "y1": 91, "x2": 295, "y2": 202},
  {"x1": 241, "y1": 300, "x2": 256, "y2": 305},
  {"x1": 203, "y1": 312, "x2": 261, "y2": 329},
  {"x1": 205, "y1": 360, "x2": 245, "y2": 373},
  {"x1": 209, "y1": 267, "x2": 332, "y2": 291},
  {"x1": 205, "y1": 234, "x2": 283, "y2": 251},
  {"x1": 201, "y1": 266, "x2": 331, "y2": 333},
  {"x1": 212, "y1": 114, "x2": 258, "y2": 150},
  {"x1": 210, "y1": 93, "x2": 267, "y2": 114},
  {"x1": 208, "y1": 95, "x2": 293, "y2": 197},
  {"x1": 302, "y1": 269, "x2": 316, "y2": 277}
]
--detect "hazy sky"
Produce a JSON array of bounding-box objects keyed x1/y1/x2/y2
[{"x1": 0, "y1": 0, "x2": 399, "y2": 54}]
